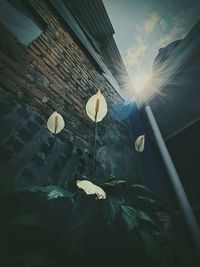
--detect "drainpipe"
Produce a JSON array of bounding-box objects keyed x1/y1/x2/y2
[{"x1": 145, "y1": 105, "x2": 200, "y2": 258}]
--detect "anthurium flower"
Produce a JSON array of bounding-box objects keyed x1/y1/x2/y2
[
  {"x1": 135, "y1": 134, "x2": 145, "y2": 152},
  {"x1": 86, "y1": 90, "x2": 108, "y2": 122},
  {"x1": 76, "y1": 180, "x2": 106, "y2": 199},
  {"x1": 47, "y1": 111, "x2": 65, "y2": 134}
]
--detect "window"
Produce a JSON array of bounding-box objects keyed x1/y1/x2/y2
[{"x1": 0, "y1": 0, "x2": 44, "y2": 46}]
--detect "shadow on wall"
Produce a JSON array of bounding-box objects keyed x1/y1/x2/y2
[
  {"x1": 97, "y1": 124, "x2": 141, "y2": 184},
  {"x1": 0, "y1": 87, "x2": 141, "y2": 192}
]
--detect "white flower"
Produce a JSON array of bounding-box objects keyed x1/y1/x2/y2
[
  {"x1": 135, "y1": 134, "x2": 145, "y2": 152},
  {"x1": 47, "y1": 111, "x2": 65, "y2": 134},
  {"x1": 77, "y1": 180, "x2": 106, "y2": 200},
  {"x1": 86, "y1": 90, "x2": 108, "y2": 122}
]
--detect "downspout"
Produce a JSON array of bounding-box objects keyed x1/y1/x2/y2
[{"x1": 145, "y1": 104, "x2": 200, "y2": 259}]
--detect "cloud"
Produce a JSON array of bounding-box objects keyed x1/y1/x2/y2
[
  {"x1": 142, "y1": 13, "x2": 160, "y2": 34},
  {"x1": 124, "y1": 12, "x2": 161, "y2": 68},
  {"x1": 156, "y1": 9, "x2": 196, "y2": 48},
  {"x1": 156, "y1": 26, "x2": 184, "y2": 48},
  {"x1": 121, "y1": 6, "x2": 199, "y2": 92},
  {"x1": 125, "y1": 43, "x2": 147, "y2": 67},
  {"x1": 159, "y1": 19, "x2": 167, "y2": 31}
]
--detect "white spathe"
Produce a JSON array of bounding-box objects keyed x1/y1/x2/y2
[
  {"x1": 135, "y1": 134, "x2": 145, "y2": 152},
  {"x1": 47, "y1": 111, "x2": 65, "y2": 134},
  {"x1": 77, "y1": 180, "x2": 106, "y2": 199},
  {"x1": 86, "y1": 90, "x2": 108, "y2": 122}
]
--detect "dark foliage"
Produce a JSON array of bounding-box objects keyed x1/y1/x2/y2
[{"x1": 0, "y1": 179, "x2": 184, "y2": 267}]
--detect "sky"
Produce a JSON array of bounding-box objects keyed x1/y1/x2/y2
[{"x1": 103, "y1": 0, "x2": 200, "y2": 92}]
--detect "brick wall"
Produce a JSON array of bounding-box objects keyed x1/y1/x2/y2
[{"x1": 0, "y1": 0, "x2": 142, "y2": 191}]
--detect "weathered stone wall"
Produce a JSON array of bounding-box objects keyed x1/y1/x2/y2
[{"x1": 0, "y1": 0, "x2": 141, "y2": 191}]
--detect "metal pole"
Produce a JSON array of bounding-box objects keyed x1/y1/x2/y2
[{"x1": 145, "y1": 105, "x2": 200, "y2": 257}]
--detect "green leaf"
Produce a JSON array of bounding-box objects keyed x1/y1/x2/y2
[
  {"x1": 15, "y1": 185, "x2": 74, "y2": 201},
  {"x1": 103, "y1": 196, "x2": 121, "y2": 224},
  {"x1": 104, "y1": 180, "x2": 126, "y2": 186},
  {"x1": 129, "y1": 184, "x2": 151, "y2": 193},
  {"x1": 136, "y1": 196, "x2": 160, "y2": 206},
  {"x1": 120, "y1": 205, "x2": 155, "y2": 231},
  {"x1": 137, "y1": 210, "x2": 155, "y2": 225},
  {"x1": 121, "y1": 205, "x2": 138, "y2": 231}
]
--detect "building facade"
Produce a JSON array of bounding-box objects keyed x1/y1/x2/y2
[{"x1": 0, "y1": 0, "x2": 141, "y2": 192}]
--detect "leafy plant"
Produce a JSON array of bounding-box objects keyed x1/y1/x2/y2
[{"x1": 0, "y1": 178, "x2": 170, "y2": 267}]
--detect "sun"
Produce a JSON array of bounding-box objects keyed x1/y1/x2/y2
[{"x1": 131, "y1": 72, "x2": 152, "y2": 93}]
